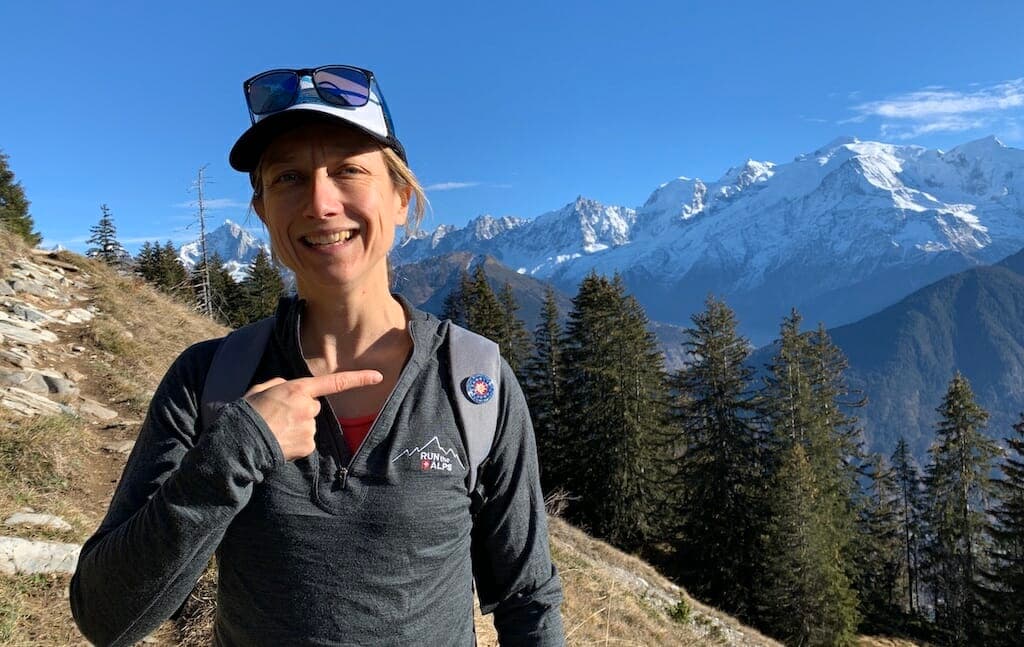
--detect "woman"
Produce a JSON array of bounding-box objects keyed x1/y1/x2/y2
[{"x1": 70, "y1": 65, "x2": 564, "y2": 646}]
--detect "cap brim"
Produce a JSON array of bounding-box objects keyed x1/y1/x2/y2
[{"x1": 229, "y1": 107, "x2": 406, "y2": 172}]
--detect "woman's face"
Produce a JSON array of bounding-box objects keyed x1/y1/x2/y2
[{"x1": 253, "y1": 123, "x2": 409, "y2": 296}]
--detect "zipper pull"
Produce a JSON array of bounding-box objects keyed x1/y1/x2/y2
[{"x1": 335, "y1": 466, "x2": 349, "y2": 490}]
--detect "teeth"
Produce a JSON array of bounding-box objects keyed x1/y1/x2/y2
[{"x1": 304, "y1": 230, "x2": 355, "y2": 246}]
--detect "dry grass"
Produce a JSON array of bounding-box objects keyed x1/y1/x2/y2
[
  {"x1": 0, "y1": 412, "x2": 93, "y2": 540},
  {"x1": 0, "y1": 411, "x2": 93, "y2": 647},
  {"x1": 542, "y1": 518, "x2": 781, "y2": 647},
  {"x1": 174, "y1": 563, "x2": 218, "y2": 647},
  {"x1": 0, "y1": 573, "x2": 86, "y2": 646},
  {"x1": 858, "y1": 637, "x2": 932, "y2": 646},
  {"x1": 0, "y1": 233, "x2": 31, "y2": 266},
  {"x1": 67, "y1": 254, "x2": 226, "y2": 416}
]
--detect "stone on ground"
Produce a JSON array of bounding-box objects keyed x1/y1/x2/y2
[
  {"x1": 0, "y1": 536, "x2": 81, "y2": 575},
  {"x1": 4, "y1": 512, "x2": 74, "y2": 532}
]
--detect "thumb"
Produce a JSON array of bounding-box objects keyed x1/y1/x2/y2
[{"x1": 245, "y1": 376, "x2": 288, "y2": 397}]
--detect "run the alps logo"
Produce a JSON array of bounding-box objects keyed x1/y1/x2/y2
[{"x1": 391, "y1": 436, "x2": 465, "y2": 473}]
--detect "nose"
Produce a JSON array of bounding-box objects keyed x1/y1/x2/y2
[{"x1": 308, "y1": 167, "x2": 342, "y2": 219}]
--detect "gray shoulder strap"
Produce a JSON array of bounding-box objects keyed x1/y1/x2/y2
[
  {"x1": 448, "y1": 324, "x2": 501, "y2": 498},
  {"x1": 200, "y1": 316, "x2": 276, "y2": 432}
]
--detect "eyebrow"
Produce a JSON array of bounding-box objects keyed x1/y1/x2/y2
[{"x1": 261, "y1": 142, "x2": 379, "y2": 169}]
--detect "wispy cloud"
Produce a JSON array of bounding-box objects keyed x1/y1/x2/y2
[
  {"x1": 424, "y1": 181, "x2": 481, "y2": 191},
  {"x1": 120, "y1": 234, "x2": 196, "y2": 245},
  {"x1": 880, "y1": 117, "x2": 988, "y2": 141},
  {"x1": 424, "y1": 181, "x2": 513, "y2": 192},
  {"x1": 42, "y1": 235, "x2": 90, "y2": 247},
  {"x1": 174, "y1": 197, "x2": 251, "y2": 210},
  {"x1": 848, "y1": 78, "x2": 1024, "y2": 140}
]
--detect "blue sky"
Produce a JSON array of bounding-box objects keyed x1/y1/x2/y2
[{"x1": 2, "y1": 0, "x2": 1023, "y2": 252}]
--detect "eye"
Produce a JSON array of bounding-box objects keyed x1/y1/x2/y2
[
  {"x1": 270, "y1": 170, "x2": 301, "y2": 186},
  {"x1": 335, "y1": 164, "x2": 365, "y2": 177}
]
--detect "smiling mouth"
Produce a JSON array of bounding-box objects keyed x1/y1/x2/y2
[{"x1": 302, "y1": 230, "x2": 358, "y2": 247}]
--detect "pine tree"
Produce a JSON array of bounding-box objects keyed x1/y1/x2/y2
[
  {"x1": 560, "y1": 273, "x2": 671, "y2": 553},
  {"x1": 757, "y1": 310, "x2": 862, "y2": 637},
  {"x1": 891, "y1": 436, "x2": 925, "y2": 617},
  {"x1": 464, "y1": 264, "x2": 504, "y2": 342},
  {"x1": 441, "y1": 269, "x2": 472, "y2": 326},
  {"x1": 240, "y1": 248, "x2": 284, "y2": 324},
  {"x1": 496, "y1": 282, "x2": 531, "y2": 380},
  {"x1": 670, "y1": 295, "x2": 762, "y2": 616},
  {"x1": 192, "y1": 253, "x2": 244, "y2": 327},
  {"x1": 524, "y1": 287, "x2": 566, "y2": 493},
  {"x1": 853, "y1": 454, "x2": 905, "y2": 629},
  {"x1": 922, "y1": 373, "x2": 1000, "y2": 646},
  {"x1": 805, "y1": 323, "x2": 866, "y2": 603},
  {"x1": 760, "y1": 310, "x2": 813, "y2": 449},
  {"x1": 158, "y1": 241, "x2": 190, "y2": 298},
  {"x1": 0, "y1": 149, "x2": 41, "y2": 245},
  {"x1": 135, "y1": 241, "x2": 159, "y2": 282},
  {"x1": 758, "y1": 443, "x2": 860, "y2": 646},
  {"x1": 982, "y1": 413, "x2": 1024, "y2": 644},
  {"x1": 137, "y1": 240, "x2": 189, "y2": 298},
  {"x1": 86, "y1": 204, "x2": 130, "y2": 267}
]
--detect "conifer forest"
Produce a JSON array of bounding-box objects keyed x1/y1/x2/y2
[{"x1": 445, "y1": 267, "x2": 1024, "y2": 647}]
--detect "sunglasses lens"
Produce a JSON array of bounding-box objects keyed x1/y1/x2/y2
[
  {"x1": 247, "y1": 71, "x2": 299, "y2": 115},
  {"x1": 313, "y1": 67, "x2": 371, "y2": 107}
]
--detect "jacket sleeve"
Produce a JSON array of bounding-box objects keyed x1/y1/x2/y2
[
  {"x1": 471, "y1": 359, "x2": 565, "y2": 647},
  {"x1": 69, "y1": 340, "x2": 284, "y2": 647}
]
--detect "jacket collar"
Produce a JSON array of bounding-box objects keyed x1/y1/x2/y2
[{"x1": 270, "y1": 294, "x2": 442, "y2": 375}]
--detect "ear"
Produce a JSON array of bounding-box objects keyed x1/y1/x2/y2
[
  {"x1": 394, "y1": 185, "x2": 412, "y2": 227},
  {"x1": 252, "y1": 194, "x2": 266, "y2": 222}
]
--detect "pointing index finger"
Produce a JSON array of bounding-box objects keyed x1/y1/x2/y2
[{"x1": 300, "y1": 370, "x2": 384, "y2": 398}]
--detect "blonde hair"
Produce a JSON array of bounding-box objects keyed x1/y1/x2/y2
[{"x1": 381, "y1": 147, "x2": 427, "y2": 235}]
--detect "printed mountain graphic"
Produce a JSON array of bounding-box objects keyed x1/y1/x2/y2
[{"x1": 390, "y1": 436, "x2": 466, "y2": 468}]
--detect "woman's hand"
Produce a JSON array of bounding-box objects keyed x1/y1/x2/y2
[{"x1": 244, "y1": 371, "x2": 383, "y2": 461}]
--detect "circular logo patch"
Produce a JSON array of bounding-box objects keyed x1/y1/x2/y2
[{"x1": 463, "y1": 373, "x2": 495, "y2": 404}]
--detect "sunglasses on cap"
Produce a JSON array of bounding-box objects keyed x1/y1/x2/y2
[
  {"x1": 230, "y1": 64, "x2": 407, "y2": 170},
  {"x1": 243, "y1": 65, "x2": 387, "y2": 122}
]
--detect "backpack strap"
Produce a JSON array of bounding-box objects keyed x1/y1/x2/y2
[
  {"x1": 200, "y1": 316, "x2": 276, "y2": 432},
  {"x1": 447, "y1": 324, "x2": 501, "y2": 512}
]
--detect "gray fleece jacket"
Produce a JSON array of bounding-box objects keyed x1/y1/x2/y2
[{"x1": 70, "y1": 297, "x2": 564, "y2": 646}]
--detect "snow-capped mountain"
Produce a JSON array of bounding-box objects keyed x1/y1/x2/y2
[
  {"x1": 394, "y1": 136, "x2": 1024, "y2": 343},
  {"x1": 394, "y1": 197, "x2": 637, "y2": 275},
  {"x1": 178, "y1": 220, "x2": 271, "y2": 281}
]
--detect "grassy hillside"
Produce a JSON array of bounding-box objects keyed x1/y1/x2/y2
[{"x1": 0, "y1": 231, "x2": 780, "y2": 646}]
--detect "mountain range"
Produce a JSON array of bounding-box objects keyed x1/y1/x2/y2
[{"x1": 395, "y1": 136, "x2": 1024, "y2": 344}]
